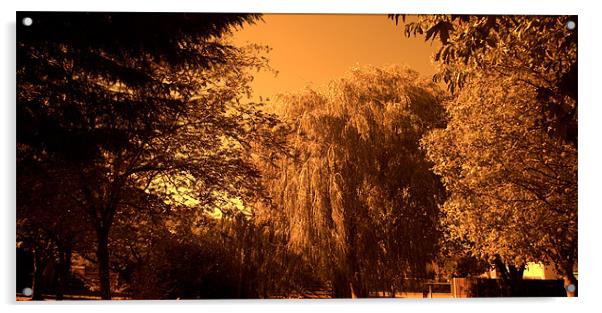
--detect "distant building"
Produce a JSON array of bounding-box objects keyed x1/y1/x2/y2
[
  {"x1": 523, "y1": 263, "x2": 561, "y2": 280},
  {"x1": 480, "y1": 262, "x2": 577, "y2": 280}
]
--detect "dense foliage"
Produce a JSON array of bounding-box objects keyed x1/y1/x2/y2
[
  {"x1": 422, "y1": 70, "x2": 577, "y2": 293},
  {"x1": 393, "y1": 15, "x2": 578, "y2": 295},
  {"x1": 392, "y1": 15, "x2": 577, "y2": 147},
  {"x1": 17, "y1": 12, "x2": 278, "y2": 299},
  {"x1": 263, "y1": 66, "x2": 448, "y2": 297},
  {"x1": 16, "y1": 13, "x2": 577, "y2": 299}
]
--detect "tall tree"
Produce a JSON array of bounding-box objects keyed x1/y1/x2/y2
[
  {"x1": 266, "y1": 65, "x2": 447, "y2": 297},
  {"x1": 422, "y1": 70, "x2": 577, "y2": 296},
  {"x1": 17, "y1": 12, "x2": 279, "y2": 299},
  {"x1": 392, "y1": 14, "x2": 578, "y2": 296}
]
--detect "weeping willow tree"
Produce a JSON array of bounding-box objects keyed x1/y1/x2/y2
[{"x1": 264, "y1": 65, "x2": 448, "y2": 297}]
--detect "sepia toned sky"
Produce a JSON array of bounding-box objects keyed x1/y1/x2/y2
[{"x1": 231, "y1": 14, "x2": 439, "y2": 100}]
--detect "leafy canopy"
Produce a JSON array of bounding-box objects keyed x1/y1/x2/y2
[{"x1": 265, "y1": 65, "x2": 447, "y2": 295}]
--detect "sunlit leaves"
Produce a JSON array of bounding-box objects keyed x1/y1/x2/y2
[
  {"x1": 422, "y1": 69, "x2": 577, "y2": 273},
  {"x1": 265, "y1": 65, "x2": 447, "y2": 293},
  {"x1": 392, "y1": 15, "x2": 577, "y2": 146}
]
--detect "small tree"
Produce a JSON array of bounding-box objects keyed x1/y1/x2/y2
[{"x1": 17, "y1": 149, "x2": 91, "y2": 300}]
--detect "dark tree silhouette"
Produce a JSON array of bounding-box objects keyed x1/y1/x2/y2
[
  {"x1": 16, "y1": 155, "x2": 91, "y2": 300},
  {"x1": 16, "y1": 12, "x2": 277, "y2": 299}
]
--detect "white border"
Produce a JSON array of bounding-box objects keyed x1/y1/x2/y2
[
  {"x1": 2, "y1": 1, "x2": 600, "y2": 313},
  {"x1": 0, "y1": 0, "x2": 585, "y2": 14}
]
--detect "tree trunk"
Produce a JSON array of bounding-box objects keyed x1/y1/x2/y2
[
  {"x1": 333, "y1": 270, "x2": 352, "y2": 298},
  {"x1": 96, "y1": 229, "x2": 112, "y2": 300},
  {"x1": 55, "y1": 245, "x2": 72, "y2": 300},
  {"x1": 32, "y1": 247, "x2": 46, "y2": 300},
  {"x1": 507, "y1": 264, "x2": 525, "y2": 296},
  {"x1": 236, "y1": 225, "x2": 247, "y2": 299},
  {"x1": 562, "y1": 261, "x2": 578, "y2": 297},
  {"x1": 346, "y1": 220, "x2": 367, "y2": 298},
  {"x1": 493, "y1": 257, "x2": 524, "y2": 296},
  {"x1": 65, "y1": 247, "x2": 72, "y2": 288},
  {"x1": 563, "y1": 274, "x2": 577, "y2": 297},
  {"x1": 349, "y1": 274, "x2": 367, "y2": 298},
  {"x1": 55, "y1": 247, "x2": 65, "y2": 300}
]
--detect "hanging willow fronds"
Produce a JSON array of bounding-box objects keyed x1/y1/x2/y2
[{"x1": 259, "y1": 65, "x2": 449, "y2": 293}]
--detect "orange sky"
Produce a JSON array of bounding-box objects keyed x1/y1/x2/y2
[{"x1": 231, "y1": 14, "x2": 439, "y2": 100}]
